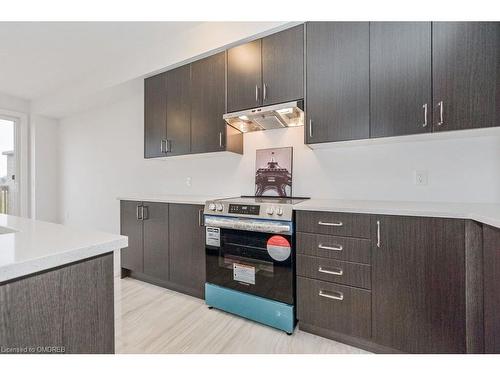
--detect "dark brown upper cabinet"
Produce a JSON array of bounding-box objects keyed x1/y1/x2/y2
[
  {"x1": 305, "y1": 22, "x2": 370, "y2": 144},
  {"x1": 144, "y1": 73, "x2": 167, "y2": 158},
  {"x1": 370, "y1": 22, "x2": 432, "y2": 138},
  {"x1": 166, "y1": 65, "x2": 191, "y2": 156},
  {"x1": 261, "y1": 24, "x2": 304, "y2": 106},
  {"x1": 372, "y1": 215, "x2": 466, "y2": 353},
  {"x1": 191, "y1": 52, "x2": 227, "y2": 154},
  {"x1": 227, "y1": 39, "x2": 262, "y2": 112},
  {"x1": 433, "y1": 22, "x2": 500, "y2": 132},
  {"x1": 227, "y1": 25, "x2": 305, "y2": 112}
]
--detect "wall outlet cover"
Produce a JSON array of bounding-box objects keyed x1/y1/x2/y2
[{"x1": 414, "y1": 170, "x2": 428, "y2": 186}]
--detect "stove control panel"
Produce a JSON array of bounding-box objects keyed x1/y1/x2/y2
[{"x1": 228, "y1": 204, "x2": 260, "y2": 215}]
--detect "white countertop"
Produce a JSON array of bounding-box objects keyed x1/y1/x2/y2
[
  {"x1": 294, "y1": 199, "x2": 500, "y2": 229},
  {"x1": 117, "y1": 194, "x2": 500, "y2": 229},
  {"x1": 118, "y1": 194, "x2": 228, "y2": 206},
  {"x1": 0, "y1": 214, "x2": 128, "y2": 283}
]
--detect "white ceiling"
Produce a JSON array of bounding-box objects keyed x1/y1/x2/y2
[
  {"x1": 0, "y1": 21, "x2": 290, "y2": 118},
  {"x1": 0, "y1": 22, "x2": 201, "y2": 100}
]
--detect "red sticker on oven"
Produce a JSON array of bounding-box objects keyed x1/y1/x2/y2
[{"x1": 267, "y1": 235, "x2": 291, "y2": 261}]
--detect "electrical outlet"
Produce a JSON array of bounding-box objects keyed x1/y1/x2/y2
[
  {"x1": 414, "y1": 170, "x2": 428, "y2": 186},
  {"x1": 186, "y1": 176, "x2": 192, "y2": 187}
]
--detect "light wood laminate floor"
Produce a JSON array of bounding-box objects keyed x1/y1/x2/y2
[{"x1": 115, "y1": 277, "x2": 369, "y2": 354}]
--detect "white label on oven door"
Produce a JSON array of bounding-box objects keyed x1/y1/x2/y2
[
  {"x1": 233, "y1": 263, "x2": 255, "y2": 285},
  {"x1": 206, "y1": 227, "x2": 220, "y2": 247}
]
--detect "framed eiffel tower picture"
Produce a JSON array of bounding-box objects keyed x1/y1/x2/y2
[{"x1": 255, "y1": 147, "x2": 293, "y2": 197}]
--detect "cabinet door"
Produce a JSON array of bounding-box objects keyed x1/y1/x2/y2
[
  {"x1": 306, "y1": 22, "x2": 369, "y2": 143},
  {"x1": 168, "y1": 204, "x2": 206, "y2": 298},
  {"x1": 191, "y1": 52, "x2": 226, "y2": 153},
  {"x1": 372, "y1": 216, "x2": 466, "y2": 353},
  {"x1": 370, "y1": 22, "x2": 432, "y2": 138},
  {"x1": 144, "y1": 73, "x2": 167, "y2": 158},
  {"x1": 166, "y1": 65, "x2": 191, "y2": 156},
  {"x1": 262, "y1": 24, "x2": 304, "y2": 106},
  {"x1": 227, "y1": 39, "x2": 262, "y2": 112},
  {"x1": 483, "y1": 224, "x2": 500, "y2": 353},
  {"x1": 142, "y1": 202, "x2": 169, "y2": 281},
  {"x1": 120, "y1": 200, "x2": 143, "y2": 272},
  {"x1": 433, "y1": 22, "x2": 500, "y2": 131}
]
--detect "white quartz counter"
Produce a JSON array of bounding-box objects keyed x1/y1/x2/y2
[
  {"x1": 294, "y1": 199, "x2": 500, "y2": 229},
  {"x1": 0, "y1": 214, "x2": 128, "y2": 283}
]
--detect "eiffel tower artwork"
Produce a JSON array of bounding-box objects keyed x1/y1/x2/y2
[{"x1": 255, "y1": 147, "x2": 293, "y2": 197}]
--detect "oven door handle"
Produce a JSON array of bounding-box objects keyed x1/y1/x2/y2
[{"x1": 204, "y1": 216, "x2": 292, "y2": 234}]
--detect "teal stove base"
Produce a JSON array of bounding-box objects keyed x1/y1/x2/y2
[{"x1": 205, "y1": 283, "x2": 295, "y2": 334}]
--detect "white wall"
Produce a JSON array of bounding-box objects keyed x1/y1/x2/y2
[
  {"x1": 30, "y1": 115, "x2": 60, "y2": 222},
  {"x1": 0, "y1": 91, "x2": 29, "y2": 113},
  {"x1": 58, "y1": 82, "x2": 500, "y2": 234}
]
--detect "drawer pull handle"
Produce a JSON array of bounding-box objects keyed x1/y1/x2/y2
[
  {"x1": 318, "y1": 243, "x2": 343, "y2": 251},
  {"x1": 319, "y1": 290, "x2": 344, "y2": 301},
  {"x1": 318, "y1": 266, "x2": 343, "y2": 276},
  {"x1": 318, "y1": 221, "x2": 343, "y2": 227}
]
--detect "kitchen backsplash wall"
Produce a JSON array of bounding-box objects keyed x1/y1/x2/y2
[{"x1": 58, "y1": 81, "x2": 500, "y2": 233}]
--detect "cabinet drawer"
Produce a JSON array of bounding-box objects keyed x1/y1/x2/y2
[
  {"x1": 297, "y1": 232, "x2": 371, "y2": 264},
  {"x1": 297, "y1": 255, "x2": 371, "y2": 289},
  {"x1": 296, "y1": 211, "x2": 371, "y2": 238},
  {"x1": 297, "y1": 277, "x2": 371, "y2": 339}
]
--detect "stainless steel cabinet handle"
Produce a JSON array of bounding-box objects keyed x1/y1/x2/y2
[
  {"x1": 437, "y1": 100, "x2": 444, "y2": 126},
  {"x1": 165, "y1": 139, "x2": 172, "y2": 153},
  {"x1": 219, "y1": 131, "x2": 223, "y2": 148},
  {"x1": 376, "y1": 220, "x2": 381, "y2": 248},
  {"x1": 318, "y1": 243, "x2": 343, "y2": 251},
  {"x1": 263, "y1": 83, "x2": 267, "y2": 101},
  {"x1": 255, "y1": 85, "x2": 259, "y2": 103},
  {"x1": 160, "y1": 139, "x2": 167, "y2": 153},
  {"x1": 422, "y1": 103, "x2": 428, "y2": 127},
  {"x1": 198, "y1": 208, "x2": 204, "y2": 227},
  {"x1": 319, "y1": 290, "x2": 344, "y2": 301},
  {"x1": 142, "y1": 206, "x2": 149, "y2": 220},
  {"x1": 308, "y1": 119, "x2": 313, "y2": 138},
  {"x1": 318, "y1": 266, "x2": 343, "y2": 276},
  {"x1": 136, "y1": 205, "x2": 143, "y2": 220},
  {"x1": 318, "y1": 221, "x2": 343, "y2": 227}
]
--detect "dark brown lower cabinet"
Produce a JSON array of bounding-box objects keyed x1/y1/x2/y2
[
  {"x1": 143, "y1": 202, "x2": 169, "y2": 281},
  {"x1": 120, "y1": 201, "x2": 205, "y2": 299},
  {"x1": 483, "y1": 224, "x2": 500, "y2": 353},
  {"x1": 372, "y1": 216, "x2": 466, "y2": 353},
  {"x1": 120, "y1": 200, "x2": 144, "y2": 272},
  {"x1": 168, "y1": 204, "x2": 206, "y2": 298},
  {"x1": 297, "y1": 277, "x2": 371, "y2": 339}
]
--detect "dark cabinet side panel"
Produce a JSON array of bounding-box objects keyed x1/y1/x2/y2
[
  {"x1": 144, "y1": 73, "x2": 167, "y2": 158},
  {"x1": 191, "y1": 52, "x2": 226, "y2": 154},
  {"x1": 372, "y1": 216, "x2": 466, "y2": 353},
  {"x1": 432, "y1": 22, "x2": 500, "y2": 131},
  {"x1": 169, "y1": 204, "x2": 206, "y2": 298},
  {"x1": 370, "y1": 22, "x2": 432, "y2": 138},
  {"x1": 483, "y1": 224, "x2": 500, "y2": 353},
  {"x1": 120, "y1": 200, "x2": 144, "y2": 273},
  {"x1": 143, "y1": 202, "x2": 169, "y2": 281},
  {"x1": 166, "y1": 65, "x2": 191, "y2": 156},
  {"x1": 262, "y1": 24, "x2": 304, "y2": 105},
  {"x1": 306, "y1": 22, "x2": 370, "y2": 143},
  {"x1": 227, "y1": 39, "x2": 262, "y2": 112}
]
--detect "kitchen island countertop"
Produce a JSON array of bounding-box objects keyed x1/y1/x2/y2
[{"x1": 0, "y1": 214, "x2": 127, "y2": 283}]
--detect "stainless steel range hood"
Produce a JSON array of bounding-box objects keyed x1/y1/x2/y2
[{"x1": 223, "y1": 100, "x2": 304, "y2": 133}]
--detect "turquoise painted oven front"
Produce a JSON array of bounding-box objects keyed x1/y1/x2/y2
[{"x1": 205, "y1": 283, "x2": 295, "y2": 334}]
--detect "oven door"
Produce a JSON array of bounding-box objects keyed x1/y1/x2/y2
[{"x1": 206, "y1": 227, "x2": 294, "y2": 305}]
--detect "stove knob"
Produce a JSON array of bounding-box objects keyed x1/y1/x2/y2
[
  {"x1": 276, "y1": 207, "x2": 283, "y2": 216},
  {"x1": 216, "y1": 203, "x2": 224, "y2": 212},
  {"x1": 208, "y1": 203, "x2": 216, "y2": 211},
  {"x1": 266, "y1": 207, "x2": 274, "y2": 215}
]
